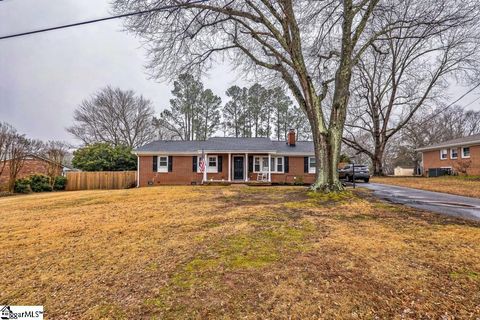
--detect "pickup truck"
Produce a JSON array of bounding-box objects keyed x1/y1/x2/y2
[{"x1": 338, "y1": 164, "x2": 370, "y2": 183}]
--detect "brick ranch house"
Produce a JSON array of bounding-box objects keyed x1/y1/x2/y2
[
  {"x1": 0, "y1": 154, "x2": 68, "y2": 189},
  {"x1": 416, "y1": 133, "x2": 480, "y2": 176},
  {"x1": 133, "y1": 130, "x2": 318, "y2": 186}
]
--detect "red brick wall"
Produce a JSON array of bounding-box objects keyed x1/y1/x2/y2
[
  {"x1": 138, "y1": 154, "x2": 229, "y2": 186},
  {"x1": 422, "y1": 145, "x2": 480, "y2": 175},
  {"x1": 138, "y1": 154, "x2": 316, "y2": 186},
  {"x1": 0, "y1": 158, "x2": 63, "y2": 188}
]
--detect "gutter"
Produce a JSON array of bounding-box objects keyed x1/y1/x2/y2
[{"x1": 415, "y1": 140, "x2": 480, "y2": 152}]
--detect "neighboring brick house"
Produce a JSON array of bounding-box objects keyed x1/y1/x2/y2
[
  {"x1": 133, "y1": 130, "x2": 317, "y2": 186},
  {"x1": 416, "y1": 133, "x2": 480, "y2": 176},
  {"x1": 0, "y1": 154, "x2": 66, "y2": 188}
]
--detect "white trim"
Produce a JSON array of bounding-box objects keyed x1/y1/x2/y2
[
  {"x1": 197, "y1": 155, "x2": 218, "y2": 173},
  {"x1": 440, "y1": 149, "x2": 448, "y2": 160},
  {"x1": 208, "y1": 155, "x2": 218, "y2": 173},
  {"x1": 450, "y1": 148, "x2": 458, "y2": 159},
  {"x1": 268, "y1": 153, "x2": 271, "y2": 182},
  {"x1": 134, "y1": 151, "x2": 197, "y2": 156},
  {"x1": 416, "y1": 140, "x2": 480, "y2": 152},
  {"x1": 228, "y1": 153, "x2": 231, "y2": 182},
  {"x1": 253, "y1": 156, "x2": 285, "y2": 174},
  {"x1": 245, "y1": 153, "x2": 249, "y2": 182},
  {"x1": 461, "y1": 146, "x2": 471, "y2": 159},
  {"x1": 203, "y1": 153, "x2": 208, "y2": 183},
  {"x1": 158, "y1": 156, "x2": 169, "y2": 172},
  {"x1": 308, "y1": 157, "x2": 316, "y2": 174}
]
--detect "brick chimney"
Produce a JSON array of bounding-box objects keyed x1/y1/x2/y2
[{"x1": 287, "y1": 129, "x2": 296, "y2": 147}]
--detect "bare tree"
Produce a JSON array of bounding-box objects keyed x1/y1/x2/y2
[
  {"x1": 6, "y1": 134, "x2": 36, "y2": 192},
  {"x1": 343, "y1": 11, "x2": 480, "y2": 175},
  {"x1": 113, "y1": 0, "x2": 476, "y2": 191},
  {"x1": 39, "y1": 141, "x2": 71, "y2": 185},
  {"x1": 67, "y1": 86, "x2": 156, "y2": 148},
  {"x1": 0, "y1": 122, "x2": 15, "y2": 180}
]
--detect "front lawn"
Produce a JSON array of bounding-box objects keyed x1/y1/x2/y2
[
  {"x1": 1, "y1": 186, "x2": 479, "y2": 319},
  {"x1": 372, "y1": 176, "x2": 480, "y2": 198}
]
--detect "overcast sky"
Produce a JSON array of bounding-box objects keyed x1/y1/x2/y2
[
  {"x1": 0, "y1": 0, "x2": 244, "y2": 145},
  {"x1": 1, "y1": 0, "x2": 479, "y2": 146}
]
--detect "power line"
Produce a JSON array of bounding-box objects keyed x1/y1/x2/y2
[
  {"x1": 463, "y1": 94, "x2": 480, "y2": 109},
  {"x1": 418, "y1": 82, "x2": 480, "y2": 126},
  {"x1": 0, "y1": 0, "x2": 208, "y2": 40}
]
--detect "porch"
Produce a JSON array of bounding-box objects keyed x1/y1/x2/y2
[{"x1": 201, "y1": 152, "x2": 277, "y2": 183}]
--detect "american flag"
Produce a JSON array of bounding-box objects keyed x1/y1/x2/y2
[{"x1": 199, "y1": 149, "x2": 206, "y2": 173}]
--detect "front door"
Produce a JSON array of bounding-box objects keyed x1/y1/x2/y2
[{"x1": 233, "y1": 156, "x2": 244, "y2": 180}]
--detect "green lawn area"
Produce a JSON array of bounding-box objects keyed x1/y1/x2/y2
[
  {"x1": 0, "y1": 186, "x2": 479, "y2": 319},
  {"x1": 372, "y1": 176, "x2": 480, "y2": 198}
]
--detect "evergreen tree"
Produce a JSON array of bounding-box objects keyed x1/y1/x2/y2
[{"x1": 156, "y1": 74, "x2": 221, "y2": 140}]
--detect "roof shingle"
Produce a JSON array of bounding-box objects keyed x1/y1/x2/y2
[
  {"x1": 134, "y1": 137, "x2": 314, "y2": 154},
  {"x1": 416, "y1": 133, "x2": 480, "y2": 151}
]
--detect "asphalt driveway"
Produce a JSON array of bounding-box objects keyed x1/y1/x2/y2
[{"x1": 362, "y1": 183, "x2": 480, "y2": 221}]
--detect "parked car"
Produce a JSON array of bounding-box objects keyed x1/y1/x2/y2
[{"x1": 338, "y1": 164, "x2": 370, "y2": 183}]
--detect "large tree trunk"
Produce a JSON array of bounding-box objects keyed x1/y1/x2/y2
[
  {"x1": 372, "y1": 155, "x2": 385, "y2": 176},
  {"x1": 309, "y1": 129, "x2": 344, "y2": 192},
  {"x1": 372, "y1": 140, "x2": 386, "y2": 176},
  {"x1": 306, "y1": 97, "x2": 344, "y2": 192}
]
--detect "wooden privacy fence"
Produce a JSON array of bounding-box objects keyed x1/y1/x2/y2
[{"x1": 65, "y1": 171, "x2": 136, "y2": 191}]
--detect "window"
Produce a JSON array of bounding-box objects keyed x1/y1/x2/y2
[
  {"x1": 450, "y1": 148, "x2": 458, "y2": 159},
  {"x1": 262, "y1": 157, "x2": 269, "y2": 171},
  {"x1": 277, "y1": 157, "x2": 283, "y2": 172},
  {"x1": 158, "y1": 156, "x2": 168, "y2": 172},
  {"x1": 197, "y1": 155, "x2": 218, "y2": 173},
  {"x1": 253, "y1": 156, "x2": 284, "y2": 173},
  {"x1": 440, "y1": 149, "x2": 448, "y2": 160},
  {"x1": 462, "y1": 147, "x2": 471, "y2": 158},
  {"x1": 309, "y1": 157, "x2": 316, "y2": 174},
  {"x1": 254, "y1": 157, "x2": 260, "y2": 172},
  {"x1": 208, "y1": 156, "x2": 217, "y2": 168}
]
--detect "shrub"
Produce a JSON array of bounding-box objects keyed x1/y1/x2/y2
[
  {"x1": 53, "y1": 176, "x2": 68, "y2": 191},
  {"x1": 14, "y1": 178, "x2": 32, "y2": 194},
  {"x1": 29, "y1": 174, "x2": 53, "y2": 192},
  {"x1": 0, "y1": 191, "x2": 15, "y2": 197},
  {"x1": 72, "y1": 143, "x2": 137, "y2": 171}
]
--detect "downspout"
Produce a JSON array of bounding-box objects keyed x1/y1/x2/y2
[{"x1": 136, "y1": 154, "x2": 140, "y2": 188}]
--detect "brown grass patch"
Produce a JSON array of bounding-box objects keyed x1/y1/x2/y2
[
  {"x1": 1, "y1": 186, "x2": 479, "y2": 319},
  {"x1": 372, "y1": 176, "x2": 480, "y2": 198}
]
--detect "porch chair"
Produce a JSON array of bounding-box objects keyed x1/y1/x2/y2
[{"x1": 257, "y1": 172, "x2": 268, "y2": 182}]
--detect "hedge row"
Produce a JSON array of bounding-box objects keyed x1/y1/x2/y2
[{"x1": 14, "y1": 175, "x2": 67, "y2": 194}]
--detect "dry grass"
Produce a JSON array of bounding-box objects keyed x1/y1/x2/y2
[
  {"x1": 1, "y1": 186, "x2": 480, "y2": 319},
  {"x1": 372, "y1": 176, "x2": 480, "y2": 198}
]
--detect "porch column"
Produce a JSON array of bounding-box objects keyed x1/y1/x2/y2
[
  {"x1": 203, "y1": 153, "x2": 208, "y2": 183},
  {"x1": 268, "y1": 153, "x2": 271, "y2": 182},
  {"x1": 228, "y1": 153, "x2": 231, "y2": 182},
  {"x1": 245, "y1": 153, "x2": 248, "y2": 182}
]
